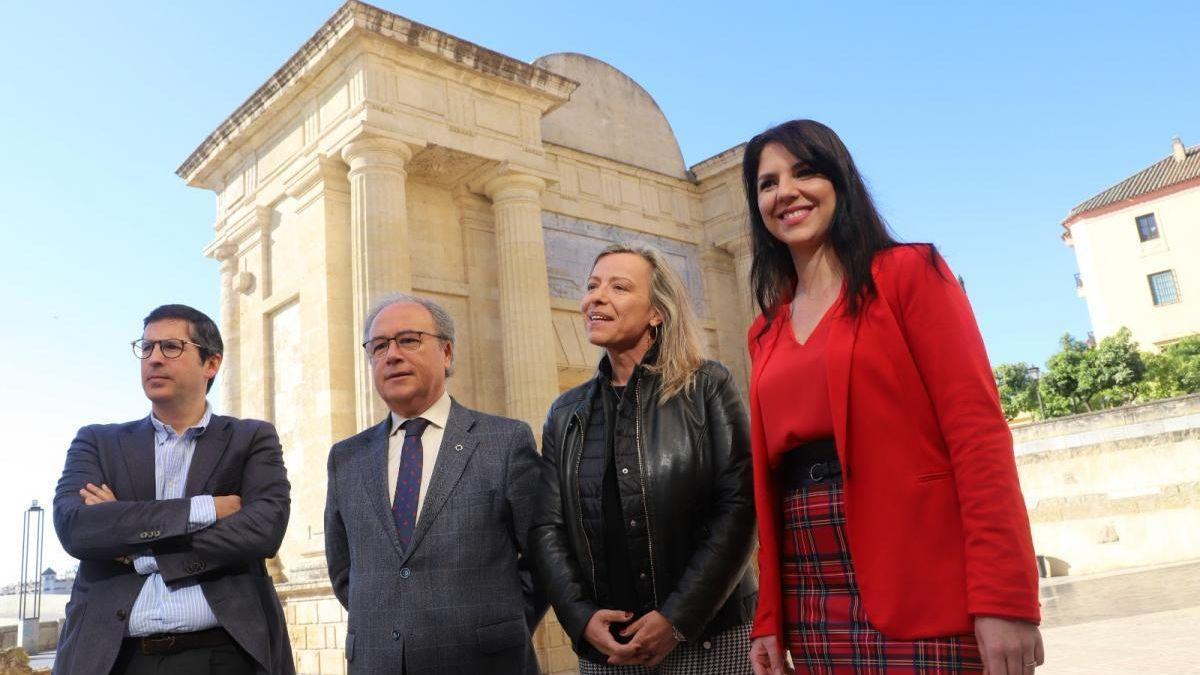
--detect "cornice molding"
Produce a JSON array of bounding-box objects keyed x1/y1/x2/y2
[{"x1": 177, "y1": 0, "x2": 577, "y2": 188}]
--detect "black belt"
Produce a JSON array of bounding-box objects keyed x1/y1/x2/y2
[
  {"x1": 781, "y1": 439, "x2": 842, "y2": 490},
  {"x1": 123, "y1": 627, "x2": 233, "y2": 655}
]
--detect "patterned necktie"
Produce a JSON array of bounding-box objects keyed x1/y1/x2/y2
[{"x1": 392, "y1": 417, "x2": 431, "y2": 550}]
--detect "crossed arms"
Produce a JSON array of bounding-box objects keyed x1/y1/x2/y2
[{"x1": 53, "y1": 422, "x2": 290, "y2": 584}]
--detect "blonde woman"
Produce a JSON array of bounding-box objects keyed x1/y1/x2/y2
[{"x1": 530, "y1": 244, "x2": 758, "y2": 674}]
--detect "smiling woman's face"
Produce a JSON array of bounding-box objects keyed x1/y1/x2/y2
[{"x1": 756, "y1": 141, "x2": 838, "y2": 253}]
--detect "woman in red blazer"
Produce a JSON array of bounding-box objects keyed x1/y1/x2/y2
[{"x1": 742, "y1": 120, "x2": 1042, "y2": 675}]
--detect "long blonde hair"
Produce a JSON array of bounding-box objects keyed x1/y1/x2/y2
[{"x1": 592, "y1": 243, "x2": 705, "y2": 403}]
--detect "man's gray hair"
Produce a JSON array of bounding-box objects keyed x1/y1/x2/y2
[{"x1": 363, "y1": 293, "x2": 456, "y2": 376}]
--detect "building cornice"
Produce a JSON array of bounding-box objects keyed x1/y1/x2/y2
[
  {"x1": 690, "y1": 143, "x2": 745, "y2": 181},
  {"x1": 1061, "y1": 175, "x2": 1200, "y2": 230},
  {"x1": 177, "y1": 0, "x2": 578, "y2": 186}
]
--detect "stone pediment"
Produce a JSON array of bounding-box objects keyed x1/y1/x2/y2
[{"x1": 177, "y1": 1, "x2": 577, "y2": 187}]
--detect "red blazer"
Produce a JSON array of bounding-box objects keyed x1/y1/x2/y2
[{"x1": 748, "y1": 244, "x2": 1039, "y2": 641}]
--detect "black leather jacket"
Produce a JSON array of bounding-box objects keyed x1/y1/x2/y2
[{"x1": 529, "y1": 357, "x2": 758, "y2": 654}]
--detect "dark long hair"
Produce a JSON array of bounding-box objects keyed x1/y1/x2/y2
[{"x1": 742, "y1": 120, "x2": 903, "y2": 335}]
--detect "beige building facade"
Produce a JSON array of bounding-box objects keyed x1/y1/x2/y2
[
  {"x1": 177, "y1": 3, "x2": 753, "y2": 673},
  {"x1": 1064, "y1": 137, "x2": 1200, "y2": 350}
]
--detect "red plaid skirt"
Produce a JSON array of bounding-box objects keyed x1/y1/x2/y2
[{"x1": 782, "y1": 481, "x2": 982, "y2": 674}]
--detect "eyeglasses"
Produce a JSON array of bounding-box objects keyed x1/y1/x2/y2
[
  {"x1": 131, "y1": 338, "x2": 208, "y2": 360},
  {"x1": 363, "y1": 331, "x2": 448, "y2": 360}
]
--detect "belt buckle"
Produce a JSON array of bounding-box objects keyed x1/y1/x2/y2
[
  {"x1": 808, "y1": 462, "x2": 827, "y2": 483},
  {"x1": 142, "y1": 634, "x2": 177, "y2": 654}
]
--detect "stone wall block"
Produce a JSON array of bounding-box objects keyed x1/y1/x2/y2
[
  {"x1": 295, "y1": 601, "x2": 318, "y2": 625},
  {"x1": 317, "y1": 598, "x2": 345, "y2": 624},
  {"x1": 305, "y1": 624, "x2": 326, "y2": 650},
  {"x1": 318, "y1": 649, "x2": 346, "y2": 675},
  {"x1": 298, "y1": 650, "x2": 320, "y2": 675}
]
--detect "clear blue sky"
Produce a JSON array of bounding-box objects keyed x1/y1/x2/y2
[{"x1": 1, "y1": 1, "x2": 1196, "y2": 576}]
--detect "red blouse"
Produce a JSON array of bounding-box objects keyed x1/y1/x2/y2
[{"x1": 756, "y1": 301, "x2": 838, "y2": 455}]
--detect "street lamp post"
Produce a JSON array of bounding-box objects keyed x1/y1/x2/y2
[
  {"x1": 19, "y1": 499, "x2": 44, "y2": 655},
  {"x1": 1026, "y1": 365, "x2": 1047, "y2": 420}
]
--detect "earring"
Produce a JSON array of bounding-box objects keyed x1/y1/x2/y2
[{"x1": 649, "y1": 323, "x2": 661, "y2": 342}]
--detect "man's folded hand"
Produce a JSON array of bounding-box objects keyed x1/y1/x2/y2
[
  {"x1": 214, "y1": 495, "x2": 242, "y2": 519},
  {"x1": 79, "y1": 482, "x2": 116, "y2": 505}
]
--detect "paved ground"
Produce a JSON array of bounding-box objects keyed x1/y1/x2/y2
[
  {"x1": 13, "y1": 561, "x2": 1200, "y2": 673},
  {"x1": 1038, "y1": 560, "x2": 1200, "y2": 674}
]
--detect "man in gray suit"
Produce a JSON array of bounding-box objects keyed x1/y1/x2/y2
[
  {"x1": 52, "y1": 304, "x2": 293, "y2": 675},
  {"x1": 325, "y1": 294, "x2": 546, "y2": 674}
]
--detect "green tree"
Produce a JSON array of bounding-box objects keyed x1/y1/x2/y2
[
  {"x1": 1002, "y1": 330, "x2": 1197, "y2": 424},
  {"x1": 1144, "y1": 335, "x2": 1200, "y2": 397},
  {"x1": 1088, "y1": 328, "x2": 1146, "y2": 408},
  {"x1": 993, "y1": 362, "x2": 1039, "y2": 420},
  {"x1": 1041, "y1": 333, "x2": 1094, "y2": 414}
]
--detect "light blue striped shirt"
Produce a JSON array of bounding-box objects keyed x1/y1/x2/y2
[{"x1": 127, "y1": 405, "x2": 220, "y2": 636}]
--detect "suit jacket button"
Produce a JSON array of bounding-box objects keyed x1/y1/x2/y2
[
  {"x1": 392, "y1": 630, "x2": 402, "y2": 641},
  {"x1": 116, "y1": 609, "x2": 126, "y2": 620},
  {"x1": 399, "y1": 567, "x2": 412, "y2": 579},
  {"x1": 139, "y1": 532, "x2": 148, "y2": 539}
]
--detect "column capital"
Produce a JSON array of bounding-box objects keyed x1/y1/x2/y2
[
  {"x1": 484, "y1": 171, "x2": 546, "y2": 204},
  {"x1": 212, "y1": 241, "x2": 239, "y2": 264},
  {"x1": 214, "y1": 243, "x2": 239, "y2": 276},
  {"x1": 466, "y1": 160, "x2": 556, "y2": 201},
  {"x1": 340, "y1": 135, "x2": 415, "y2": 174}
]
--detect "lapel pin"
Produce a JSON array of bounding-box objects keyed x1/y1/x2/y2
[{"x1": 455, "y1": 444, "x2": 463, "y2": 452}]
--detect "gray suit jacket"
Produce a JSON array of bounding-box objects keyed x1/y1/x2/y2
[
  {"x1": 325, "y1": 399, "x2": 547, "y2": 674},
  {"x1": 52, "y1": 415, "x2": 294, "y2": 675}
]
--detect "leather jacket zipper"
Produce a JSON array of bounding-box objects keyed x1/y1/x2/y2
[
  {"x1": 571, "y1": 410, "x2": 598, "y2": 596},
  {"x1": 633, "y1": 379, "x2": 660, "y2": 607}
]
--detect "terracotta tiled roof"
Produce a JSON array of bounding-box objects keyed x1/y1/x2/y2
[{"x1": 1067, "y1": 143, "x2": 1200, "y2": 220}]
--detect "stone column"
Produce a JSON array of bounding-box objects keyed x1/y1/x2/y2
[
  {"x1": 720, "y1": 233, "x2": 756, "y2": 324},
  {"x1": 214, "y1": 242, "x2": 241, "y2": 417},
  {"x1": 341, "y1": 137, "x2": 414, "y2": 430},
  {"x1": 484, "y1": 172, "x2": 560, "y2": 436},
  {"x1": 718, "y1": 233, "x2": 755, "y2": 396}
]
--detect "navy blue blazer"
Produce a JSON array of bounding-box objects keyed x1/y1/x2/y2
[{"x1": 52, "y1": 414, "x2": 294, "y2": 675}]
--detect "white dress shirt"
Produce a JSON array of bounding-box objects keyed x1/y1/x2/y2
[
  {"x1": 387, "y1": 390, "x2": 452, "y2": 521},
  {"x1": 128, "y1": 405, "x2": 220, "y2": 636}
]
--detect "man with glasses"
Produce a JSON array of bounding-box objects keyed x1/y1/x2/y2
[
  {"x1": 324, "y1": 294, "x2": 546, "y2": 674},
  {"x1": 52, "y1": 304, "x2": 293, "y2": 675}
]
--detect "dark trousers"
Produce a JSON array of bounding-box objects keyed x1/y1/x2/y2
[{"x1": 110, "y1": 642, "x2": 256, "y2": 675}]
